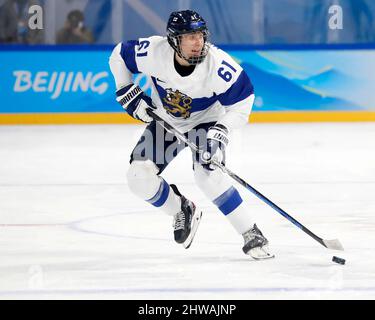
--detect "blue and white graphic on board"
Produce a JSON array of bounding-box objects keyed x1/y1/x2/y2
[
  {"x1": 0, "y1": 50, "x2": 115, "y2": 113},
  {"x1": 230, "y1": 50, "x2": 375, "y2": 111},
  {"x1": 118, "y1": 36, "x2": 254, "y2": 132},
  {"x1": 0, "y1": 49, "x2": 153, "y2": 114},
  {"x1": 2, "y1": 46, "x2": 375, "y2": 115}
]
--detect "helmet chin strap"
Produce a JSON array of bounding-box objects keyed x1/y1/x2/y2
[
  {"x1": 187, "y1": 55, "x2": 206, "y2": 65},
  {"x1": 179, "y1": 53, "x2": 199, "y2": 66}
]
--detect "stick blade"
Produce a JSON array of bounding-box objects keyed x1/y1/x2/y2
[{"x1": 323, "y1": 239, "x2": 344, "y2": 251}]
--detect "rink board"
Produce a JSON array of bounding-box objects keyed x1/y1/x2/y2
[
  {"x1": 1, "y1": 111, "x2": 375, "y2": 125},
  {"x1": 1, "y1": 45, "x2": 375, "y2": 124}
]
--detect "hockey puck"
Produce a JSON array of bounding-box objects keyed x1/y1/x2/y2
[{"x1": 332, "y1": 256, "x2": 345, "y2": 265}]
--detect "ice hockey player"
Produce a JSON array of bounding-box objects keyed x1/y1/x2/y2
[{"x1": 109, "y1": 10, "x2": 274, "y2": 260}]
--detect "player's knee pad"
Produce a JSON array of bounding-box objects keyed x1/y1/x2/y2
[
  {"x1": 126, "y1": 160, "x2": 161, "y2": 199},
  {"x1": 193, "y1": 163, "x2": 232, "y2": 200}
]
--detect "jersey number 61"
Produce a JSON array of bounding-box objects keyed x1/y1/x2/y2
[{"x1": 218, "y1": 60, "x2": 237, "y2": 82}]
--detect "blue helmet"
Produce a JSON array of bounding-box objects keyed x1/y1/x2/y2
[{"x1": 167, "y1": 10, "x2": 210, "y2": 65}]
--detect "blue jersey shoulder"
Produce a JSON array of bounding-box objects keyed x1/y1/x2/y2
[
  {"x1": 120, "y1": 40, "x2": 140, "y2": 74},
  {"x1": 218, "y1": 70, "x2": 254, "y2": 106},
  {"x1": 120, "y1": 36, "x2": 166, "y2": 75}
]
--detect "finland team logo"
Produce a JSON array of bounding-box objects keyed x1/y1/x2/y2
[{"x1": 162, "y1": 88, "x2": 193, "y2": 119}]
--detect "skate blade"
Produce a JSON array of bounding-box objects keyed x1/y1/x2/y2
[
  {"x1": 248, "y1": 246, "x2": 275, "y2": 260},
  {"x1": 183, "y1": 210, "x2": 202, "y2": 249}
]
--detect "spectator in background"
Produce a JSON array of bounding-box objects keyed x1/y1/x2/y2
[
  {"x1": 0, "y1": 0, "x2": 44, "y2": 44},
  {"x1": 56, "y1": 9, "x2": 94, "y2": 44}
]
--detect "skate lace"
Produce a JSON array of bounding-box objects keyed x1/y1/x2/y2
[{"x1": 173, "y1": 212, "x2": 185, "y2": 231}]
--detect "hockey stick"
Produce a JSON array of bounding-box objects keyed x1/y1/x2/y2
[{"x1": 146, "y1": 109, "x2": 344, "y2": 251}]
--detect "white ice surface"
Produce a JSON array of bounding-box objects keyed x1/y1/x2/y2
[{"x1": 0, "y1": 122, "x2": 374, "y2": 300}]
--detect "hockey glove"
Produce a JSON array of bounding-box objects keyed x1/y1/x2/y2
[
  {"x1": 200, "y1": 124, "x2": 229, "y2": 171},
  {"x1": 116, "y1": 84, "x2": 155, "y2": 123}
]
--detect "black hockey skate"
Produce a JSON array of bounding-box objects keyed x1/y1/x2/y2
[
  {"x1": 242, "y1": 224, "x2": 275, "y2": 260},
  {"x1": 170, "y1": 184, "x2": 202, "y2": 249}
]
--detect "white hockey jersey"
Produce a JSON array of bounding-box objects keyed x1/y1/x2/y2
[{"x1": 109, "y1": 36, "x2": 254, "y2": 133}]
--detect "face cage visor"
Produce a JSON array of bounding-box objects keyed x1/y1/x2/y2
[{"x1": 169, "y1": 30, "x2": 210, "y2": 65}]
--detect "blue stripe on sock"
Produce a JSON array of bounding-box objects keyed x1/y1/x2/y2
[
  {"x1": 147, "y1": 179, "x2": 170, "y2": 208},
  {"x1": 213, "y1": 187, "x2": 243, "y2": 216}
]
